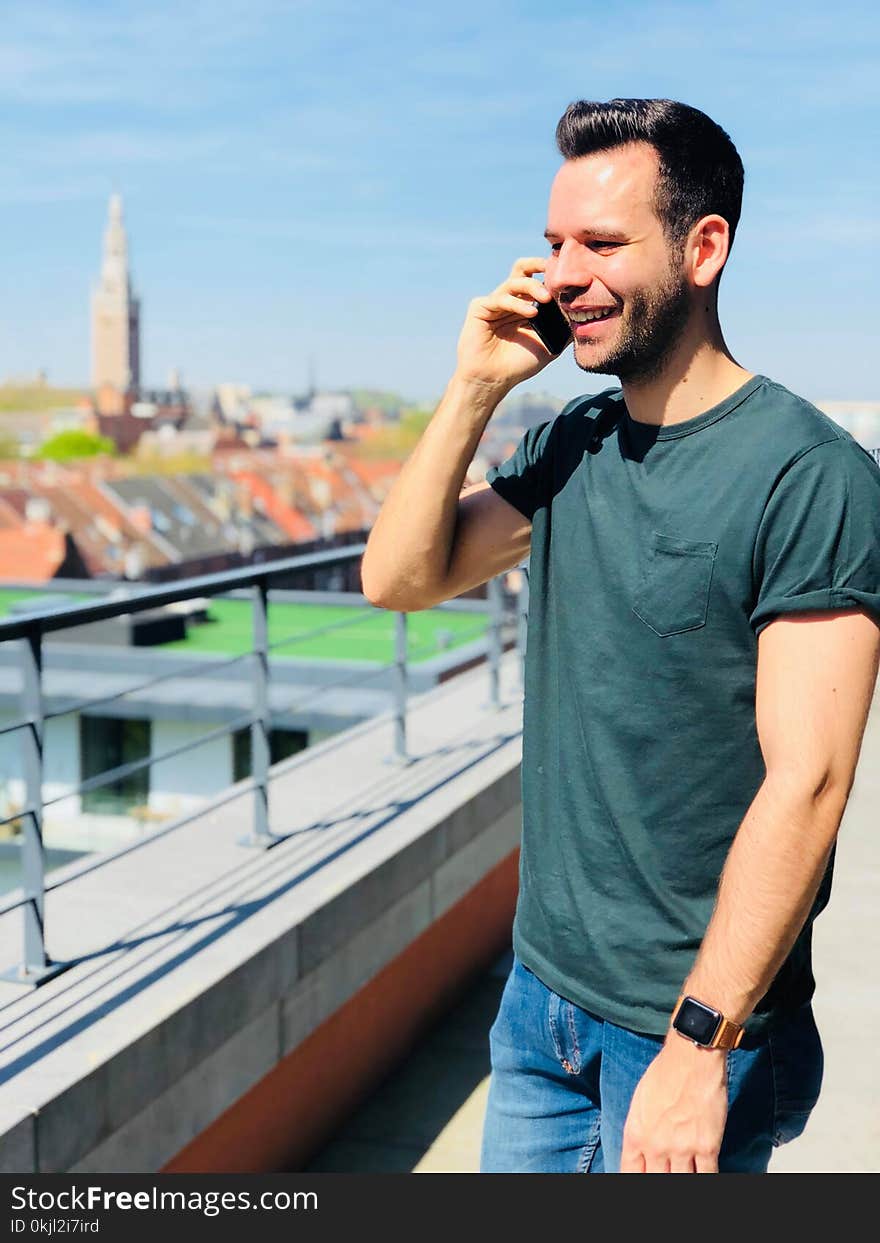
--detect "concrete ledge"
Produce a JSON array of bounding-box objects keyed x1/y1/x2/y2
[
  {"x1": 280, "y1": 882, "x2": 434, "y2": 1057},
  {"x1": 165, "y1": 851, "x2": 519, "y2": 1173},
  {"x1": 72, "y1": 1008, "x2": 282, "y2": 1174},
  {"x1": 0, "y1": 654, "x2": 525, "y2": 1172}
]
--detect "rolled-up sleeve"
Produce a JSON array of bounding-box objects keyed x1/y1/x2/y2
[{"x1": 750, "y1": 437, "x2": 880, "y2": 636}]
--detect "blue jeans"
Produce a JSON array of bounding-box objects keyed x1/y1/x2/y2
[{"x1": 480, "y1": 954, "x2": 824, "y2": 1173}]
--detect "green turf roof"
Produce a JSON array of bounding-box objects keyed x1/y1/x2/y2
[
  {"x1": 0, "y1": 589, "x2": 93, "y2": 617},
  {"x1": 160, "y1": 598, "x2": 489, "y2": 663},
  {"x1": 0, "y1": 590, "x2": 490, "y2": 664}
]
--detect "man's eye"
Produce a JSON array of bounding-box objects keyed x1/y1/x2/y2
[{"x1": 547, "y1": 241, "x2": 622, "y2": 253}]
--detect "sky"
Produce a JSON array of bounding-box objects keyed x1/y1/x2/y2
[{"x1": 1, "y1": 0, "x2": 878, "y2": 405}]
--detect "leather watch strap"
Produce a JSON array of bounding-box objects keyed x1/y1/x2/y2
[{"x1": 710, "y1": 1015, "x2": 745, "y2": 1050}]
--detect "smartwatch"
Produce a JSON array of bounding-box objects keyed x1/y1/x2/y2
[{"x1": 671, "y1": 995, "x2": 744, "y2": 1050}]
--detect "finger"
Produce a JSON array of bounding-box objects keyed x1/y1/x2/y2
[
  {"x1": 669, "y1": 1155, "x2": 697, "y2": 1174},
  {"x1": 509, "y1": 256, "x2": 547, "y2": 279},
  {"x1": 503, "y1": 276, "x2": 553, "y2": 302},
  {"x1": 619, "y1": 1145, "x2": 645, "y2": 1174},
  {"x1": 695, "y1": 1152, "x2": 719, "y2": 1174},
  {"x1": 644, "y1": 1154, "x2": 671, "y2": 1174},
  {"x1": 473, "y1": 293, "x2": 539, "y2": 321}
]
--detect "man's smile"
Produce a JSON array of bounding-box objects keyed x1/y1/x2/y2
[{"x1": 565, "y1": 305, "x2": 622, "y2": 339}]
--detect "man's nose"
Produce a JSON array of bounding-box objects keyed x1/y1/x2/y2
[{"x1": 545, "y1": 242, "x2": 595, "y2": 300}]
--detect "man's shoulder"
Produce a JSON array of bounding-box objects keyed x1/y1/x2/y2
[
  {"x1": 751, "y1": 376, "x2": 858, "y2": 460},
  {"x1": 556, "y1": 386, "x2": 624, "y2": 424},
  {"x1": 540, "y1": 387, "x2": 625, "y2": 457}
]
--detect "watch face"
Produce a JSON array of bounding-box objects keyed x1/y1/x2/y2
[{"x1": 674, "y1": 997, "x2": 722, "y2": 1045}]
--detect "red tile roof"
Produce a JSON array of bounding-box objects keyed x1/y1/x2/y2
[
  {"x1": 294, "y1": 457, "x2": 377, "y2": 531},
  {"x1": 0, "y1": 523, "x2": 67, "y2": 581},
  {"x1": 341, "y1": 457, "x2": 401, "y2": 500},
  {"x1": 230, "y1": 471, "x2": 318, "y2": 541}
]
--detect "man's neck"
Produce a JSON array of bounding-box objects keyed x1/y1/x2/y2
[{"x1": 620, "y1": 335, "x2": 754, "y2": 429}]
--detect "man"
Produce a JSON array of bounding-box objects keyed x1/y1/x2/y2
[{"x1": 360, "y1": 98, "x2": 880, "y2": 1173}]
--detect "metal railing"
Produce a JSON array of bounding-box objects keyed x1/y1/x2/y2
[{"x1": 0, "y1": 546, "x2": 527, "y2": 986}]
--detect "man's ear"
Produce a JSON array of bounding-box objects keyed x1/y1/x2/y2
[{"x1": 688, "y1": 215, "x2": 730, "y2": 290}]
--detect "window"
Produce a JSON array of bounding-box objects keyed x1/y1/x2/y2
[
  {"x1": 80, "y1": 715, "x2": 151, "y2": 815},
  {"x1": 232, "y1": 726, "x2": 308, "y2": 782}
]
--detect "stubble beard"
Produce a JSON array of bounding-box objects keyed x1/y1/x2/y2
[{"x1": 573, "y1": 264, "x2": 692, "y2": 384}]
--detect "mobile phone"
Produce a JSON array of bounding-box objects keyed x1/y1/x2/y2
[{"x1": 530, "y1": 295, "x2": 571, "y2": 356}]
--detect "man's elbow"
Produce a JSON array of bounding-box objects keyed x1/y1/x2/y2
[
  {"x1": 364, "y1": 594, "x2": 434, "y2": 613},
  {"x1": 360, "y1": 571, "x2": 437, "y2": 612},
  {"x1": 763, "y1": 763, "x2": 852, "y2": 810},
  {"x1": 360, "y1": 579, "x2": 398, "y2": 611},
  {"x1": 360, "y1": 560, "x2": 397, "y2": 609}
]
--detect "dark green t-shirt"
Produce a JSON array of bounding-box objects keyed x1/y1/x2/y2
[{"x1": 486, "y1": 374, "x2": 880, "y2": 1038}]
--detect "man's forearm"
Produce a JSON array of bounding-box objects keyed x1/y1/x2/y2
[
  {"x1": 360, "y1": 374, "x2": 508, "y2": 609},
  {"x1": 677, "y1": 772, "x2": 848, "y2": 1027},
  {"x1": 620, "y1": 773, "x2": 846, "y2": 1171}
]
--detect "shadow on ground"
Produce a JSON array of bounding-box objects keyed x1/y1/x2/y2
[{"x1": 302, "y1": 951, "x2": 511, "y2": 1173}]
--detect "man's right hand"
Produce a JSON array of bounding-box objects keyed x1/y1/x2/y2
[{"x1": 454, "y1": 257, "x2": 562, "y2": 395}]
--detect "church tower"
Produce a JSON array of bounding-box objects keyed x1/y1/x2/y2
[{"x1": 90, "y1": 194, "x2": 141, "y2": 395}]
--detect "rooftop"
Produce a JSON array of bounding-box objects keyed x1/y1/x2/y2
[{"x1": 0, "y1": 588, "x2": 490, "y2": 664}]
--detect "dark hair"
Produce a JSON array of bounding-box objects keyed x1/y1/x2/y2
[{"x1": 555, "y1": 98, "x2": 744, "y2": 265}]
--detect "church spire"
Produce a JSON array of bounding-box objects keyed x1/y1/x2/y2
[
  {"x1": 99, "y1": 192, "x2": 130, "y2": 298},
  {"x1": 91, "y1": 193, "x2": 141, "y2": 395}
]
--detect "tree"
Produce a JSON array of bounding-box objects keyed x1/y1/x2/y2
[
  {"x1": 37, "y1": 429, "x2": 116, "y2": 461},
  {"x1": 348, "y1": 406, "x2": 433, "y2": 461}
]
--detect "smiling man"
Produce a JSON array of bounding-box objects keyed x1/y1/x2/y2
[{"x1": 360, "y1": 98, "x2": 880, "y2": 1173}]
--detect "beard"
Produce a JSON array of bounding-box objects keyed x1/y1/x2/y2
[{"x1": 573, "y1": 264, "x2": 691, "y2": 384}]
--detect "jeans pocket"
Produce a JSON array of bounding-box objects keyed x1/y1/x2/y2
[
  {"x1": 631, "y1": 532, "x2": 718, "y2": 636},
  {"x1": 769, "y1": 1004, "x2": 824, "y2": 1147}
]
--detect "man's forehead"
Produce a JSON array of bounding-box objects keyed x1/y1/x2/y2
[{"x1": 547, "y1": 143, "x2": 660, "y2": 230}]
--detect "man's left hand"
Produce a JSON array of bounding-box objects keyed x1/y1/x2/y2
[{"x1": 619, "y1": 1036, "x2": 728, "y2": 1173}]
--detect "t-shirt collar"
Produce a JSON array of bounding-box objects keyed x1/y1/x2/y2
[{"x1": 621, "y1": 374, "x2": 767, "y2": 443}]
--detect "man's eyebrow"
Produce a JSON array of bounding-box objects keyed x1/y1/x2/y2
[{"x1": 543, "y1": 226, "x2": 629, "y2": 242}]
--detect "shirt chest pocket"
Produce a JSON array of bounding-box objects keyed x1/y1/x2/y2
[{"x1": 632, "y1": 532, "x2": 718, "y2": 636}]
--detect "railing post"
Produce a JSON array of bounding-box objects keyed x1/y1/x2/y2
[
  {"x1": 241, "y1": 580, "x2": 273, "y2": 847},
  {"x1": 385, "y1": 610, "x2": 409, "y2": 764},
  {"x1": 2, "y1": 625, "x2": 64, "y2": 985},
  {"x1": 517, "y1": 564, "x2": 529, "y2": 692},
  {"x1": 486, "y1": 575, "x2": 503, "y2": 709}
]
